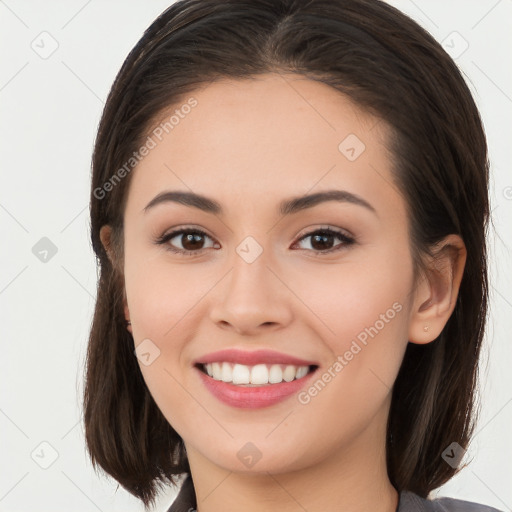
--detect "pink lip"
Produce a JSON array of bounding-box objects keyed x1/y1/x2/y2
[
  {"x1": 194, "y1": 348, "x2": 317, "y2": 366},
  {"x1": 195, "y1": 366, "x2": 318, "y2": 409}
]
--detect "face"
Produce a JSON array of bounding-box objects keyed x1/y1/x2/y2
[{"x1": 118, "y1": 73, "x2": 417, "y2": 475}]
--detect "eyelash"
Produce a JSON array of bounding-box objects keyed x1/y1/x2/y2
[{"x1": 154, "y1": 226, "x2": 356, "y2": 257}]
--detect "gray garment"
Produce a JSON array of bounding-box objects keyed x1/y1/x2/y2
[
  {"x1": 399, "y1": 490, "x2": 504, "y2": 512},
  {"x1": 167, "y1": 474, "x2": 504, "y2": 512}
]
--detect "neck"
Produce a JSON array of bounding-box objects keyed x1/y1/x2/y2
[{"x1": 185, "y1": 398, "x2": 399, "y2": 512}]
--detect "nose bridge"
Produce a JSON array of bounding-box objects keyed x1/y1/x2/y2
[
  {"x1": 231, "y1": 237, "x2": 272, "y2": 296},
  {"x1": 208, "y1": 235, "x2": 292, "y2": 333},
  {"x1": 228, "y1": 235, "x2": 278, "y2": 308}
]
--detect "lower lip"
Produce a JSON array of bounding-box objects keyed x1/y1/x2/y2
[{"x1": 196, "y1": 366, "x2": 317, "y2": 409}]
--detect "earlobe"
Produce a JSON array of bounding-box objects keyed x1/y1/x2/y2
[{"x1": 408, "y1": 234, "x2": 467, "y2": 344}]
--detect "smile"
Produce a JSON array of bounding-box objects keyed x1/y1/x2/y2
[
  {"x1": 194, "y1": 362, "x2": 318, "y2": 409},
  {"x1": 198, "y1": 362, "x2": 315, "y2": 386}
]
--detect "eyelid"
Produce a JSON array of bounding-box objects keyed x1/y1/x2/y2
[{"x1": 295, "y1": 224, "x2": 354, "y2": 241}]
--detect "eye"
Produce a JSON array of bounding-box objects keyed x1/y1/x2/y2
[
  {"x1": 155, "y1": 228, "x2": 219, "y2": 255},
  {"x1": 154, "y1": 226, "x2": 355, "y2": 256},
  {"x1": 292, "y1": 227, "x2": 355, "y2": 255}
]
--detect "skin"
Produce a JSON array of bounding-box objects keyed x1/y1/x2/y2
[{"x1": 100, "y1": 73, "x2": 466, "y2": 512}]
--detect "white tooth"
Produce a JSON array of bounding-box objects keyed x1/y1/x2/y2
[
  {"x1": 221, "y1": 362, "x2": 233, "y2": 382},
  {"x1": 208, "y1": 362, "x2": 309, "y2": 384},
  {"x1": 296, "y1": 366, "x2": 308, "y2": 379},
  {"x1": 232, "y1": 363, "x2": 250, "y2": 384},
  {"x1": 283, "y1": 365, "x2": 297, "y2": 382},
  {"x1": 268, "y1": 364, "x2": 283, "y2": 384},
  {"x1": 212, "y1": 362, "x2": 223, "y2": 380},
  {"x1": 250, "y1": 364, "x2": 269, "y2": 385}
]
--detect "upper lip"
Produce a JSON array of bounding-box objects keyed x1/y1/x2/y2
[{"x1": 194, "y1": 349, "x2": 318, "y2": 367}]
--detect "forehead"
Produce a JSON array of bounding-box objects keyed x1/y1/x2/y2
[{"x1": 125, "y1": 73, "x2": 401, "y2": 219}]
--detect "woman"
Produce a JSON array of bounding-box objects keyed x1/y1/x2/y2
[{"x1": 83, "y1": 1, "x2": 503, "y2": 511}]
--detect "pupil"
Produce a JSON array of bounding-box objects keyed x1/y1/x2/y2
[
  {"x1": 183, "y1": 233, "x2": 203, "y2": 250},
  {"x1": 312, "y1": 233, "x2": 333, "y2": 250}
]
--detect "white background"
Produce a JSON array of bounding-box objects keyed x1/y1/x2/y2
[{"x1": 1, "y1": 1, "x2": 511, "y2": 511}]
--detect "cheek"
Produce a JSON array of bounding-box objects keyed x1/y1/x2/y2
[
  {"x1": 290, "y1": 251, "x2": 413, "y2": 404},
  {"x1": 293, "y1": 254, "x2": 411, "y2": 346},
  {"x1": 286, "y1": 266, "x2": 411, "y2": 458},
  {"x1": 124, "y1": 250, "x2": 212, "y2": 341},
  {"x1": 123, "y1": 253, "x2": 217, "y2": 414},
  {"x1": 124, "y1": 257, "x2": 207, "y2": 426}
]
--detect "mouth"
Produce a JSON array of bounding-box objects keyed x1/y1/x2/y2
[{"x1": 194, "y1": 362, "x2": 319, "y2": 386}]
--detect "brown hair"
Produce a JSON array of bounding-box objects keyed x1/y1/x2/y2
[{"x1": 84, "y1": 0, "x2": 490, "y2": 508}]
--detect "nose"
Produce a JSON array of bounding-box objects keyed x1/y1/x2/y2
[{"x1": 208, "y1": 247, "x2": 293, "y2": 336}]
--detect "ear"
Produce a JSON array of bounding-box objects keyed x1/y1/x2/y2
[
  {"x1": 408, "y1": 234, "x2": 466, "y2": 344},
  {"x1": 99, "y1": 225, "x2": 132, "y2": 334},
  {"x1": 99, "y1": 224, "x2": 115, "y2": 265}
]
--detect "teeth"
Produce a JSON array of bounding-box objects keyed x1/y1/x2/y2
[
  {"x1": 283, "y1": 365, "x2": 296, "y2": 382},
  {"x1": 250, "y1": 364, "x2": 269, "y2": 385},
  {"x1": 202, "y1": 362, "x2": 311, "y2": 385},
  {"x1": 221, "y1": 362, "x2": 232, "y2": 382},
  {"x1": 296, "y1": 366, "x2": 309, "y2": 379},
  {"x1": 232, "y1": 363, "x2": 250, "y2": 384},
  {"x1": 269, "y1": 364, "x2": 283, "y2": 383},
  {"x1": 212, "y1": 362, "x2": 221, "y2": 379}
]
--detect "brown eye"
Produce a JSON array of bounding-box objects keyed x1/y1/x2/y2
[
  {"x1": 179, "y1": 232, "x2": 207, "y2": 251},
  {"x1": 294, "y1": 228, "x2": 355, "y2": 254},
  {"x1": 156, "y1": 229, "x2": 217, "y2": 255}
]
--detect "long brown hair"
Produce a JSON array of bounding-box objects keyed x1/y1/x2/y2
[{"x1": 84, "y1": 0, "x2": 490, "y2": 508}]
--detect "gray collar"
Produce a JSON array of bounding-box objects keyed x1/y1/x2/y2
[{"x1": 166, "y1": 474, "x2": 504, "y2": 512}]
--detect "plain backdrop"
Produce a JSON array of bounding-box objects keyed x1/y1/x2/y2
[{"x1": 1, "y1": 1, "x2": 511, "y2": 511}]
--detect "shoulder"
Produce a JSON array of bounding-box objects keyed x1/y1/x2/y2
[{"x1": 399, "y1": 490, "x2": 505, "y2": 512}]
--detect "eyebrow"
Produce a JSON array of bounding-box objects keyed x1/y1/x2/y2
[{"x1": 143, "y1": 189, "x2": 377, "y2": 217}]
